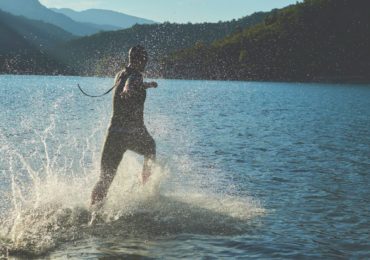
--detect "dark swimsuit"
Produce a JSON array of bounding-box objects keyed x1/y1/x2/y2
[{"x1": 100, "y1": 67, "x2": 156, "y2": 177}]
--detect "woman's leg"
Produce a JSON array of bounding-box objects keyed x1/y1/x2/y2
[
  {"x1": 128, "y1": 127, "x2": 156, "y2": 184},
  {"x1": 142, "y1": 153, "x2": 156, "y2": 184},
  {"x1": 91, "y1": 133, "x2": 126, "y2": 207}
]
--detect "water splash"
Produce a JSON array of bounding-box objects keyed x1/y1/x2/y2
[
  {"x1": 0, "y1": 126, "x2": 264, "y2": 257},
  {"x1": 0, "y1": 88, "x2": 264, "y2": 257}
]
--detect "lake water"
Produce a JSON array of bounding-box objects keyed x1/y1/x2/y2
[{"x1": 0, "y1": 75, "x2": 369, "y2": 259}]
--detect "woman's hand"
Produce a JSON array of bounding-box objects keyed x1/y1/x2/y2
[
  {"x1": 144, "y1": 81, "x2": 158, "y2": 89},
  {"x1": 120, "y1": 84, "x2": 131, "y2": 99}
]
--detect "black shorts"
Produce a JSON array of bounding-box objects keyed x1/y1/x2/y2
[{"x1": 102, "y1": 126, "x2": 156, "y2": 164}]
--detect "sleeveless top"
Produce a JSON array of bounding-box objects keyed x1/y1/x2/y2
[{"x1": 109, "y1": 67, "x2": 147, "y2": 132}]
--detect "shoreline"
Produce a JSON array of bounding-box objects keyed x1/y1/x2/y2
[{"x1": 1, "y1": 73, "x2": 370, "y2": 85}]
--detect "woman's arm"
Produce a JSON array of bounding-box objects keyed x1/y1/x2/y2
[{"x1": 143, "y1": 81, "x2": 158, "y2": 89}]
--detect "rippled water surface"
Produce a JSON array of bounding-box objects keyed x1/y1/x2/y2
[{"x1": 1, "y1": 75, "x2": 369, "y2": 259}]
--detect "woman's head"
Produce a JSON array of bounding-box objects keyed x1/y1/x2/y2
[{"x1": 128, "y1": 45, "x2": 148, "y2": 72}]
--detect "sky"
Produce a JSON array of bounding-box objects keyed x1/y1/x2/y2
[{"x1": 39, "y1": 0, "x2": 301, "y2": 23}]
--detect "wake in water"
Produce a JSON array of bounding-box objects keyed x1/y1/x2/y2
[{"x1": 0, "y1": 103, "x2": 264, "y2": 258}]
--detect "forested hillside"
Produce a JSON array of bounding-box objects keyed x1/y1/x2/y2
[
  {"x1": 162, "y1": 0, "x2": 370, "y2": 82},
  {"x1": 2, "y1": 0, "x2": 369, "y2": 82},
  {"x1": 57, "y1": 12, "x2": 268, "y2": 76},
  {"x1": 0, "y1": 10, "x2": 74, "y2": 74}
]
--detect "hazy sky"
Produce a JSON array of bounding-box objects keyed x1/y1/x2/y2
[{"x1": 39, "y1": 0, "x2": 301, "y2": 23}]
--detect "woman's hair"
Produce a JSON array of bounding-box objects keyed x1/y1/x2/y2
[{"x1": 129, "y1": 45, "x2": 148, "y2": 63}]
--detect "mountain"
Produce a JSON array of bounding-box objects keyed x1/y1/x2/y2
[
  {"x1": 0, "y1": 0, "x2": 115, "y2": 36},
  {"x1": 0, "y1": 9, "x2": 75, "y2": 51},
  {"x1": 0, "y1": 10, "x2": 74, "y2": 75},
  {"x1": 162, "y1": 0, "x2": 370, "y2": 83},
  {"x1": 51, "y1": 8, "x2": 156, "y2": 29},
  {"x1": 56, "y1": 12, "x2": 269, "y2": 76}
]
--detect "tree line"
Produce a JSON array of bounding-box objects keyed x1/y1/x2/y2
[{"x1": 162, "y1": 0, "x2": 370, "y2": 83}]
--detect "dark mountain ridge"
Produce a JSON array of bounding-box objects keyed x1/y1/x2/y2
[
  {"x1": 162, "y1": 0, "x2": 370, "y2": 83},
  {"x1": 51, "y1": 8, "x2": 156, "y2": 29},
  {"x1": 57, "y1": 12, "x2": 269, "y2": 76},
  {"x1": 0, "y1": 10, "x2": 74, "y2": 74},
  {"x1": 0, "y1": 0, "x2": 113, "y2": 35}
]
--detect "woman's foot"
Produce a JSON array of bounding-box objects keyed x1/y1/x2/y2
[{"x1": 141, "y1": 169, "x2": 151, "y2": 184}]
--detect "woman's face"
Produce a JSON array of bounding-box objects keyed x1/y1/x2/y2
[{"x1": 136, "y1": 57, "x2": 148, "y2": 72}]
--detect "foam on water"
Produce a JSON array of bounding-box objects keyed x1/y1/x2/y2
[
  {"x1": 1, "y1": 147, "x2": 264, "y2": 256},
  {"x1": 0, "y1": 90, "x2": 264, "y2": 257}
]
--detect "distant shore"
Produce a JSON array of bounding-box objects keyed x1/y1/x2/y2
[{"x1": 1, "y1": 72, "x2": 370, "y2": 85}]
